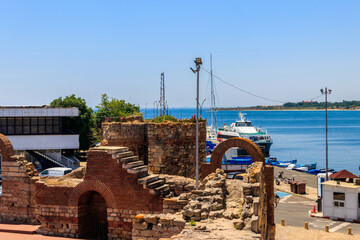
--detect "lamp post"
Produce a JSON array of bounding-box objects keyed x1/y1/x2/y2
[
  {"x1": 191, "y1": 57, "x2": 202, "y2": 190},
  {"x1": 321, "y1": 87, "x2": 332, "y2": 181},
  {"x1": 200, "y1": 97, "x2": 207, "y2": 118}
]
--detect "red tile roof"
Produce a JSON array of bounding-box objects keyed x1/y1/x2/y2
[{"x1": 331, "y1": 170, "x2": 358, "y2": 179}]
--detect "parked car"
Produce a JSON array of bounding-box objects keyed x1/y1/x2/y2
[
  {"x1": 226, "y1": 172, "x2": 246, "y2": 180},
  {"x1": 39, "y1": 167, "x2": 72, "y2": 177}
]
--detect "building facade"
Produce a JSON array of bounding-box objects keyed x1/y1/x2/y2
[{"x1": 0, "y1": 106, "x2": 80, "y2": 170}]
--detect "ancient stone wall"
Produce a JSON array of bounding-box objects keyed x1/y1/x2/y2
[
  {"x1": 102, "y1": 122, "x2": 147, "y2": 162},
  {"x1": 103, "y1": 121, "x2": 206, "y2": 178},
  {"x1": 0, "y1": 134, "x2": 38, "y2": 224}
]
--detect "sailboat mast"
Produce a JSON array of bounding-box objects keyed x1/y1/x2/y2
[{"x1": 210, "y1": 54, "x2": 217, "y2": 129}]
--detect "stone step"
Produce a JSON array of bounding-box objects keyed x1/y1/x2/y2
[
  {"x1": 124, "y1": 160, "x2": 144, "y2": 169},
  {"x1": 120, "y1": 156, "x2": 139, "y2": 163},
  {"x1": 147, "y1": 179, "x2": 164, "y2": 189},
  {"x1": 92, "y1": 146, "x2": 129, "y2": 154},
  {"x1": 138, "y1": 175, "x2": 159, "y2": 186},
  {"x1": 127, "y1": 165, "x2": 148, "y2": 174},
  {"x1": 154, "y1": 184, "x2": 170, "y2": 194},
  {"x1": 115, "y1": 151, "x2": 134, "y2": 161}
]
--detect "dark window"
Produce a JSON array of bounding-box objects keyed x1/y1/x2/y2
[
  {"x1": 31, "y1": 118, "x2": 38, "y2": 134},
  {"x1": 53, "y1": 117, "x2": 60, "y2": 133},
  {"x1": 23, "y1": 118, "x2": 30, "y2": 134},
  {"x1": 0, "y1": 118, "x2": 6, "y2": 134},
  {"x1": 46, "y1": 118, "x2": 53, "y2": 133},
  {"x1": 7, "y1": 118, "x2": 14, "y2": 135},
  {"x1": 334, "y1": 192, "x2": 345, "y2": 201},
  {"x1": 38, "y1": 117, "x2": 45, "y2": 134},
  {"x1": 15, "y1": 118, "x2": 22, "y2": 134}
]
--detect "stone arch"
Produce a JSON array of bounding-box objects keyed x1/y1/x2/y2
[
  {"x1": 68, "y1": 180, "x2": 117, "y2": 208},
  {"x1": 201, "y1": 137, "x2": 264, "y2": 179},
  {"x1": 0, "y1": 133, "x2": 15, "y2": 162}
]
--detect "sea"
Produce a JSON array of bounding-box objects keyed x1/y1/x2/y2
[{"x1": 142, "y1": 108, "x2": 360, "y2": 175}]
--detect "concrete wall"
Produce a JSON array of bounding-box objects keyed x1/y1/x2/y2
[
  {"x1": 8, "y1": 134, "x2": 79, "y2": 150},
  {"x1": 0, "y1": 107, "x2": 78, "y2": 117}
]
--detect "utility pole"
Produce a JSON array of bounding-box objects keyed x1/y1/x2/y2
[
  {"x1": 321, "y1": 87, "x2": 332, "y2": 181},
  {"x1": 191, "y1": 57, "x2": 202, "y2": 190}
]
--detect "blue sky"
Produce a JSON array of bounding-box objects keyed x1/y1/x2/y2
[{"x1": 1, "y1": 1, "x2": 360, "y2": 108}]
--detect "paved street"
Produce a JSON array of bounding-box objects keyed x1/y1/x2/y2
[{"x1": 275, "y1": 194, "x2": 360, "y2": 235}]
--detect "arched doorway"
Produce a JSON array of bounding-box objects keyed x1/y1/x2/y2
[
  {"x1": 78, "y1": 191, "x2": 108, "y2": 239},
  {"x1": 201, "y1": 137, "x2": 264, "y2": 179}
]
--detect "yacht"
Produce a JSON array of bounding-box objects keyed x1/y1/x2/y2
[{"x1": 217, "y1": 112, "x2": 273, "y2": 157}]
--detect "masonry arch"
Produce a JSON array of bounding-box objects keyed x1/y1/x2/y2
[
  {"x1": 0, "y1": 133, "x2": 15, "y2": 163},
  {"x1": 201, "y1": 138, "x2": 264, "y2": 179},
  {"x1": 68, "y1": 179, "x2": 117, "y2": 208}
]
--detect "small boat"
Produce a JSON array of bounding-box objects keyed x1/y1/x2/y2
[
  {"x1": 293, "y1": 166, "x2": 309, "y2": 172},
  {"x1": 286, "y1": 164, "x2": 297, "y2": 170},
  {"x1": 275, "y1": 159, "x2": 297, "y2": 168}
]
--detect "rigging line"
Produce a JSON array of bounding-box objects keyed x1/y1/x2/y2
[
  {"x1": 202, "y1": 72, "x2": 211, "y2": 105},
  {"x1": 202, "y1": 67, "x2": 324, "y2": 104},
  {"x1": 201, "y1": 67, "x2": 286, "y2": 104}
]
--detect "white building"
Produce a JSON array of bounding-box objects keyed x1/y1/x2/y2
[
  {"x1": 0, "y1": 105, "x2": 80, "y2": 170},
  {"x1": 322, "y1": 180, "x2": 360, "y2": 221}
]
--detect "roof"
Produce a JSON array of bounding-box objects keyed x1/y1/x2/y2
[
  {"x1": 322, "y1": 180, "x2": 360, "y2": 189},
  {"x1": 0, "y1": 107, "x2": 79, "y2": 117},
  {"x1": 330, "y1": 170, "x2": 358, "y2": 179}
]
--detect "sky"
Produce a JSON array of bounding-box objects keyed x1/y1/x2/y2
[{"x1": 1, "y1": 1, "x2": 360, "y2": 108}]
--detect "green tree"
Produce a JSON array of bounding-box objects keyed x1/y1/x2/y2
[
  {"x1": 50, "y1": 94, "x2": 94, "y2": 150},
  {"x1": 94, "y1": 94, "x2": 140, "y2": 124}
]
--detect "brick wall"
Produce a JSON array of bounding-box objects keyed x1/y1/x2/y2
[
  {"x1": 35, "y1": 148, "x2": 164, "y2": 240},
  {"x1": 103, "y1": 121, "x2": 206, "y2": 178}
]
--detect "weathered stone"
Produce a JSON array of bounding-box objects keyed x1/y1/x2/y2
[
  {"x1": 233, "y1": 220, "x2": 245, "y2": 230},
  {"x1": 143, "y1": 215, "x2": 159, "y2": 225},
  {"x1": 133, "y1": 222, "x2": 148, "y2": 230},
  {"x1": 251, "y1": 215, "x2": 260, "y2": 233}
]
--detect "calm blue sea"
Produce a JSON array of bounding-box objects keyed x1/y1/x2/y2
[{"x1": 142, "y1": 108, "x2": 360, "y2": 175}]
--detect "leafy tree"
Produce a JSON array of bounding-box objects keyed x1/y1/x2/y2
[
  {"x1": 94, "y1": 94, "x2": 140, "y2": 124},
  {"x1": 50, "y1": 94, "x2": 94, "y2": 150}
]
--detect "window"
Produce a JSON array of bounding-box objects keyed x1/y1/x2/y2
[
  {"x1": 7, "y1": 118, "x2": 14, "y2": 135},
  {"x1": 0, "y1": 118, "x2": 6, "y2": 134},
  {"x1": 334, "y1": 192, "x2": 345, "y2": 201},
  {"x1": 23, "y1": 118, "x2": 30, "y2": 134},
  {"x1": 334, "y1": 192, "x2": 345, "y2": 207}
]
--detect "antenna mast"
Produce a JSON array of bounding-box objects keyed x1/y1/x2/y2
[{"x1": 160, "y1": 72, "x2": 166, "y2": 116}]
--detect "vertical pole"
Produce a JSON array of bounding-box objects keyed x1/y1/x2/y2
[
  {"x1": 325, "y1": 87, "x2": 328, "y2": 181},
  {"x1": 196, "y1": 64, "x2": 200, "y2": 190}
]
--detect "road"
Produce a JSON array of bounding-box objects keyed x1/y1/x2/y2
[{"x1": 275, "y1": 194, "x2": 360, "y2": 235}]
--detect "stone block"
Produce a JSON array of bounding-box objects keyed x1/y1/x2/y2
[{"x1": 250, "y1": 215, "x2": 259, "y2": 233}]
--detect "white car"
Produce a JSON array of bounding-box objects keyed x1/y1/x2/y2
[{"x1": 39, "y1": 167, "x2": 72, "y2": 177}]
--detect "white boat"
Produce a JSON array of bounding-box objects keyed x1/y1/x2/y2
[{"x1": 217, "y1": 112, "x2": 273, "y2": 157}]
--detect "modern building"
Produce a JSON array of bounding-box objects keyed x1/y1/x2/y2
[
  {"x1": 322, "y1": 180, "x2": 360, "y2": 221},
  {"x1": 0, "y1": 105, "x2": 80, "y2": 170}
]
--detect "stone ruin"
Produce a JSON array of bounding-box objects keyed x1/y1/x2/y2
[{"x1": 0, "y1": 121, "x2": 275, "y2": 240}]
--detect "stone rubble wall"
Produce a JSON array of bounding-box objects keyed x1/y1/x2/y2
[
  {"x1": 132, "y1": 213, "x2": 186, "y2": 240},
  {"x1": 0, "y1": 155, "x2": 38, "y2": 224},
  {"x1": 102, "y1": 121, "x2": 206, "y2": 178},
  {"x1": 158, "y1": 174, "x2": 196, "y2": 197}
]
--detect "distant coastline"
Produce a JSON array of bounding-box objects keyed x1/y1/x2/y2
[{"x1": 213, "y1": 107, "x2": 360, "y2": 111}]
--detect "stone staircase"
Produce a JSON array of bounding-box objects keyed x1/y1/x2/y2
[{"x1": 92, "y1": 146, "x2": 170, "y2": 197}]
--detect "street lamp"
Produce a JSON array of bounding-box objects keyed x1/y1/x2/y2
[
  {"x1": 200, "y1": 97, "x2": 207, "y2": 118},
  {"x1": 321, "y1": 87, "x2": 332, "y2": 181},
  {"x1": 190, "y1": 57, "x2": 202, "y2": 190}
]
